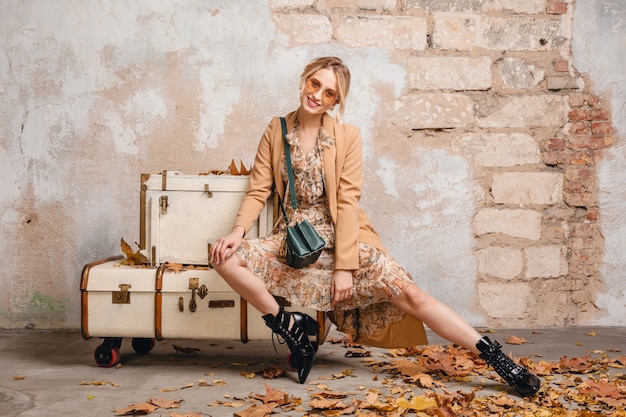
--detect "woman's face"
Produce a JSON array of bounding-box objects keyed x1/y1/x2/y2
[{"x1": 300, "y1": 68, "x2": 338, "y2": 117}]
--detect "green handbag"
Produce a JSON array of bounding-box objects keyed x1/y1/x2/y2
[{"x1": 279, "y1": 117, "x2": 325, "y2": 269}]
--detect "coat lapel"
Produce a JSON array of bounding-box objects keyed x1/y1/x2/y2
[{"x1": 321, "y1": 114, "x2": 338, "y2": 223}]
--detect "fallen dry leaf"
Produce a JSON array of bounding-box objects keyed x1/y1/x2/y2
[
  {"x1": 113, "y1": 401, "x2": 158, "y2": 415},
  {"x1": 120, "y1": 238, "x2": 149, "y2": 265},
  {"x1": 505, "y1": 335, "x2": 528, "y2": 345}
]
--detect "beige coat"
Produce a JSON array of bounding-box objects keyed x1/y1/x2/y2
[
  {"x1": 233, "y1": 110, "x2": 385, "y2": 271},
  {"x1": 233, "y1": 110, "x2": 427, "y2": 348}
]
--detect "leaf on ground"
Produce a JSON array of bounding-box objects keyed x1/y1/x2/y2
[
  {"x1": 577, "y1": 379, "x2": 623, "y2": 399},
  {"x1": 505, "y1": 335, "x2": 528, "y2": 345},
  {"x1": 13, "y1": 375, "x2": 25, "y2": 380},
  {"x1": 395, "y1": 394, "x2": 437, "y2": 411},
  {"x1": 113, "y1": 401, "x2": 158, "y2": 415},
  {"x1": 172, "y1": 344, "x2": 200, "y2": 355},
  {"x1": 559, "y1": 356, "x2": 595, "y2": 373},
  {"x1": 345, "y1": 349, "x2": 371, "y2": 357},
  {"x1": 148, "y1": 398, "x2": 183, "y2": 409},
  {"x1": 249, "y1": 384, "x2": 289, "y2": 406},
  {"x1": 234, "y1": 403, "x2": 276, "y2": 417}
]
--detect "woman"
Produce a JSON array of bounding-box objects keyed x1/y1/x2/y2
[{"x1": 210, "y1": 56, "x2": 540, "y2": 397}]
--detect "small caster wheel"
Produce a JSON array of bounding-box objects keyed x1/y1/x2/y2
[
  {"x1": 131, "y1": 338, "x2": 156, "y2": 354},
  {"x1": 94, "y1": 344, "x2": 121, "y2": 368}
]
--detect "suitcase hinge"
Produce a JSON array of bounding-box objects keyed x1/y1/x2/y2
[
  {"x1": 112, "y1": 284, "x2": 131, "y2": 304},
  {"x1": 204, "y1": 184, "x2": 213, "y2": 198},
  {"x1": 160, "y1": 195, "x2": 168, "y2": 214}
]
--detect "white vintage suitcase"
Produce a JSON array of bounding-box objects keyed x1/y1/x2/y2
[
  {"x1": 81, "y1": 258, "x2": 329, "y2": 367},
  {"x1": 81, "y1": 171, "x2": 329, "y2": 368},
  {"x1": 140, "y1": 171, "x2": 274, "y2": 266}
]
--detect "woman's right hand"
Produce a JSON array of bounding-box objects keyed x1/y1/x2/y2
[{"x1": 210, "y1": 226, "x2": 245, "y2": 266}]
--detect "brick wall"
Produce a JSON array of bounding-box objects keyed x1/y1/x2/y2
[{"x1": 270, "y1": 0, "x2": 614, "y2": 326}]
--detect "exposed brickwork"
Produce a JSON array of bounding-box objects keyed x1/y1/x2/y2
[{"x1": 268, "y1": 0, "x2": 616, "y2": 327}]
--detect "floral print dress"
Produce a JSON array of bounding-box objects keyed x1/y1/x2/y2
[{"x1": 237, "y1": 122, "x2": 415, "y2": 340}]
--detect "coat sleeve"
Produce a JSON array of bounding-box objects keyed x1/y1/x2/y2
[
  {"x1": 334, "y1": 125, "x2": 363, "y2": 270},
  {"x1": 232, "y1": 119, "x2": 277, "y2": 235}
]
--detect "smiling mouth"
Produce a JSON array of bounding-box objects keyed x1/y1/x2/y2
[{"x1": 307, "y1": 96, "x2": 321, "y2": 107}]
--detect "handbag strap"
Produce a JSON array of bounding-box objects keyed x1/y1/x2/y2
[
  {"x1": 278, "y1": 117, "x2": 296, "y2": 225},
  {"x1": 281, "y1": 117, "x2": 298, "y2": 211}
]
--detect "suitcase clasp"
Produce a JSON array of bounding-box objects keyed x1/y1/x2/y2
[
  {"x1": 188, "y1": 277, "x2": 199, "y2": 313},
  {"x1": 160, "y1": 195, "x2": 168, "y2": 214},
  {"x1": 112, "y1": 284, "x2": 131, "y2": 304},
  {"x1": 204, "y1": 184, "x2": 213, "y2": 198}
]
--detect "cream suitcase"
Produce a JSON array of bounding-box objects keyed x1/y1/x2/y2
[
  {"x1": 81, "y1": 258, "x2": 329, "y2": 367},
  {"x1": 140, "y1": 171, "x2": 274, "y2": 266},
  {"x1": 81, "y1": 171, "x2": 328, "y2": 367}
]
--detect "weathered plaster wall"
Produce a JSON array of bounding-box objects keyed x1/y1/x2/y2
[
  {"x1": 572, "y1": 0, "x2": 626, "y2": 325},
  {"x1": 0, "y1": 0, "x2": 624, "y2": 329}
]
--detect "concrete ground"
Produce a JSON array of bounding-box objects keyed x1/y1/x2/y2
[{"x1": 0, "y1": 326, "x2": 624, "y2": 417}]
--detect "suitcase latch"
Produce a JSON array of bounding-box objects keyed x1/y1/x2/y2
[
  {"x1": 112, "y1": 284, "x2": 131, "y2": 304},
  {"x1": 204, "y1": 184, "x2": 213, "y2": 198},
  {"x1": 160, "y1": 195, "x2": 168, "y2": 214},
  {"x1": 188, "y1": 277, "x2": 199, "y2": 312}
]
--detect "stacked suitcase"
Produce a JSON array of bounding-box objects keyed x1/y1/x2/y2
[{"x1": 80, "y1": 171, "x2": 328, "y2": 367}]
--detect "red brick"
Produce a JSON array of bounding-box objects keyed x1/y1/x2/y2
[
  {"x1": 568, "y1": 122, "x2": 590, "y2": 135},
  {"x1": 565, "y1": 167, "x2": 595, "y2": 182},
  {"x1": 543, "y1": 151, "x2": 596, "y2": 166},
  {"x1": 568, "y1": 93, "x2": 585, "y2": 108},
  {"x1": 589, "y1": 109, "x2": 609, "y2": 120},
  {"x1": 553, "y1": 59, "x2": 569, "y2": 72},
  {"x1": 568, "y1": 151, "x2": 598, "y2": 165},
  {"x1": 591, "y1": 121, "x2": 612, "y2": 135},
  {"x1": 570, "y1": 223, "x2": 600, "y2": 238},
  {"x1": 568, "y1": 109, "x2": 588, "y2": 121},
  {"x1": 586, "y1": 209, "x2": 599, "y2": 221},
  {"x1": 585, "y1": 94, "x2": 601, "y2": 106},
  {"x1": 568, "y1": 108, "x2": 609, "y2": 121},
  {"x1": 569, "y1": 136, "x2": 613, "y2": 150},
  {"x1": 547, "y1": 1, "x2": 568, "y2": 14},
  {"x1": 546, "y1": 137, "x2": 566, "y2": 151}
]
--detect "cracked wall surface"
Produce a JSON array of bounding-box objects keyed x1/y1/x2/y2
[{"x1": 0, "y1": 0, "x2": 624, "y2": 329}]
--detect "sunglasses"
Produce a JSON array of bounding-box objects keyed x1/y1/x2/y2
[{"x1": 304, "y1": 77, "x2": 338, "y2": 105}]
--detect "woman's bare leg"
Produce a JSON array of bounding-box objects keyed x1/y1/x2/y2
[
  {"x1": 392, "y1": 283, "x2": 482, "y2": 354},
  {"x1": 392, "y1": 283, "x2": 541, "y2": 396},
  {"x1": 213, "y1": 253, "x2": 317, "y2": 384},
  {"x1": 213, "y1": 254, "x2": 280, "y2": 316}
]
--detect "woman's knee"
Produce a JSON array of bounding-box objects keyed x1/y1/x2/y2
[
  {"x1": 212, "y1": 253, "x2": 242, "y2": 277},
  {"x1": 395, "y1": 284, "x2": 433, "y2": 309}
]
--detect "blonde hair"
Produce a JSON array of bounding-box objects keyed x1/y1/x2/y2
[{"x1": 299, "y1": 56, "x2": 351, "y2": 122}]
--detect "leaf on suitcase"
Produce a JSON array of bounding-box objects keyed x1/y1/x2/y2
[
  {"x1": 228, "y1": 159, "x2": 251, "y2": 175},
  {"x1": 120, "y1": 238, "x2": 149, "y2": 266},
  {"x1": 165, "y1": 262, "x2": 184, "y2": 273}
]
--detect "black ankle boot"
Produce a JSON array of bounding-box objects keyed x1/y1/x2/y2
[
  {"x1": 263, "y1": 307, "x2": 318, "y2": 384},
  {"x1": 476, "y1": 336, "x2": 541, "y2": 397}
]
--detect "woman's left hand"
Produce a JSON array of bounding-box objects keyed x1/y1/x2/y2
[{"x1": 331, "y1": 269, "x2": 353, "y2": 307}]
